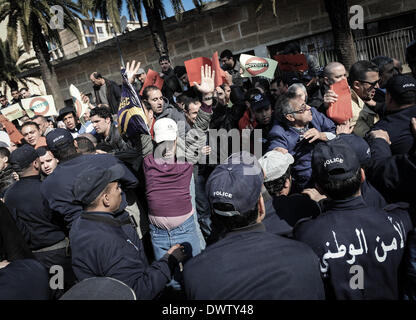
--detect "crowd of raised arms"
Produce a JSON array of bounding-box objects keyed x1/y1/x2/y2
[{"x1": 1, "y1": 39, "x2": 416, "y2": 300}]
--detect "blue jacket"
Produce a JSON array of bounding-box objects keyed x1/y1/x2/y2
[
  {"x1": 70, "y1": 211, "x2": 172, "y2": 300},
  {"x1": 268, "y1": 107, "x2": 336, "y2": 191},
  {"x1": 4, "y1": 175, "x2": 66, "y2": 250},
  {"x1": 41, "y1": 154, "x2": 138, "y2": 231},
  {"x1": 183, "y1": 223, "x2": 325, "y2": 299},
  {"x1": 294, "y1": 196, "x2": 413, "y2": 300},
  {"x1": 370, "y1": 105, "x2": 416, "y2": 155}
]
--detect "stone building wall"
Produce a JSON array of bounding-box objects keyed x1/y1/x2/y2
[{"x1": 53, "y1": 0, "x2": 416, "y2": 103}]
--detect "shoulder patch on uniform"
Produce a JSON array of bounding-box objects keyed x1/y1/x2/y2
[{"x1": 383, "y1": 202, "x2": 410, "y2": 212}]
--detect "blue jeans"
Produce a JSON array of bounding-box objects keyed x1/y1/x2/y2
[
  {"x1": 149, "y1": 214, "x2": 202, "y2": 289},
  {"x1": 190, "y1": 171, "x2": 206, "y2": 250},
  {"x1": 195, "y1": 173, "x2": 212, "y2": 239}
]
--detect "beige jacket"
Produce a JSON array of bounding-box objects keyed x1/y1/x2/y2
[{"x1": 350, "y1": 90, "x2": 379, "y2": 137}]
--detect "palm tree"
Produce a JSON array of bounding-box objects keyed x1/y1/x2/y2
[
  {"x1": 0, "y1": 40, "x2": 39, "y2": 95},
  {"x1": 81, "y1": 0, "x2": 204, "y2": 57},
  {"x1": 324, "y1": 0, "x2": 357, "y2": 70},
  {"x1": 0, "y1": 0, "x2": 84, "y2": 108}
]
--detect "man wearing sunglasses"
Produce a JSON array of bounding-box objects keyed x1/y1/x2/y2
[{"x1": 348, "y1": 60, "x2": 381, "y2": 137}]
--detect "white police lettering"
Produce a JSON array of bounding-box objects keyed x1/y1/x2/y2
[
  {"x1": 320, "y1": 226, "x2": 403, "y2": 275},
  {"x1": 403, "y1": 83, "x2": 415, "y2": 88},
  {"x1": 53, "y1": 135, "x2": 64, "y2": 143},
  {"x1": 213, "y1": 191, "x2": 232, "y2": 198},
  {"x1": 323, "y1": 157, "x2": 344, "y2": 167}
]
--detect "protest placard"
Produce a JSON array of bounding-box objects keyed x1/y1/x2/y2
[
  {"x1": 0, "y1": 103, "x2": 25, "y2": 121},
  {"x1": 21, "y1": 95, "x2": 58, "y2": 118},
  {"x1": 273, "y1": 54, "x2": 308, "y2": 72},
  {"x1": 185, "y1": 51, "x2": 226, "y2": 87},
  {"x1": 239, "y1": 54, "x2": 278, "y2": 79},
  {"x1": 326, "y1": 79, "x2": 353, "y2": 124},
  {"x1": 139, "y1": 69, "x2": 164, "y2": 95},
  {"x1": 69, "y1": 84, "x2": 89, "y2": 119}
]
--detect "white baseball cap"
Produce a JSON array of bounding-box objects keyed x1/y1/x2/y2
[
  {"x1": 258, "y1": 150, "x2": 294, "y2": 182},
  {"x1": 0, "y1": 131, "x2": 11, "y2": 148},
  {"x1": 153, "y1": 118, "x2": 178, "y2": 143}
]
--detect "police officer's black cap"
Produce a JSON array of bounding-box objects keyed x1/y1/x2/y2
[
  {"x1": 57, "y1": 106, "x2": 76, "y2": 121},
  {"x1": 207, "y1": 151, "x2": 264, "y2": 217},
  {"x1": 281, "y1": 71, "x2": 301, "y2": 86},
  {"x1": 60, "y1": 277, "x2": 136, "y2": 300},
  {"x1": 385, "y1": 74, "x2": 416, "y2": 97},
  {"x1": 73, "y1": 164, "x2": 124, "y2": 206},
  {"x1": 36, "y1": 146, "x2": 48, "y2": 157},
  {"x1": 312, "y1": 138, "x2": 360, "y2": 181},
  {"x1": 249, "y1": 93, "x2": 271, "y2": 111},
  {"x1": 46, "y1": 128, "x2": 74, "y2": 152},
  {"x1": 337, "y1": 134, "x2": 371, "y2": 167},
  {"x1": 9, "y1": 144, "x2": 39, "y2": 171}
]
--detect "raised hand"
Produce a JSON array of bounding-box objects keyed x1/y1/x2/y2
[
  {"x1": 224, "y1": 71, "x2": 233, "y2": 86},
  {"x1": 123, "y1": 60, "x2": 141, "y2": 84},
  {"x1": 193, "y1": 64, "x2": 215, "y2": 94},
  {"x1": 370, "y1": 129, "x2": 391, "y2": 145},
  {"x1": 80, "y1": 92, "x2": 90, "y2": 104}
]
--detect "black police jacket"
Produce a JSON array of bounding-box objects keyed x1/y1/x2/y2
[
  {"x1": 294, "y1": 196, "x2": 413, "y2": 299},
  {"x1": 370, "y1": 104, "x2": 416, "y2": 155},
  {"x1": 365, "y1": 136, "x2": 416, "y2": 205},
  {"x1": 183, "y1": 223, "x2": 325, "y2": 299},
  {"x1": 70, "y1": 211, "x2": 172, "y2": 300},
  {"x1": 4, "y1": 175, "x2": 66, "y2": 250},
  {"x1": 0, "y1": 201, "x2": 34, "y2": 261},
  {"x1": 41, "y1": 153, "x2": 138, "y2": 231}
]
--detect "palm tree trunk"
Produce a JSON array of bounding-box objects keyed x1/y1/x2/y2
[
  {"x1": 31, "y1": 18, "x2": 65, "y2": 110},
  {"x1": 7, "y1": 79, "x2": 18, "y2": 91},
  {"x1": 324, "y1": 0, "x2": 358, "y2": 70},
  {"x1": 143, "y1": 1, "x2": 169, "y2": 57}
]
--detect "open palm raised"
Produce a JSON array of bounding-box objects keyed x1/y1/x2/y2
[
  {"x1": 193, "y1": 64, "x2": 215, "y2": 94},
  {"x1": 123, "y1": 60, "x2": 142, "y2": 84}
]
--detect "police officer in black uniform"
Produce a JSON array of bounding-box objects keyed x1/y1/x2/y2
[
  {"x1": 183, "y1": 152, "x2": 325, "y2": 300},
  {"x1": 69, "y1": 164, "x2": 187, "y2": 300},
  {"x1": 4, "y1": 144, "x2": 76, "y2": 296},
  {"x1": 369, "y1": 75, "x2": 416, "y2": 155},
  {"x1": 294, "y1": 138, "x2": 413, "y2": 299},
  {"x1": 41, "y1": 129, "x2": 139, "y2": 232}
]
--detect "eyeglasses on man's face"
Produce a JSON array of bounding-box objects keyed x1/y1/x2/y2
[
  {"x1": 358, "y1": 79, "x2": 380, "y2": 89},
  {"x1": 287, "y1": 103, "x2": 309, "y2": 115}
]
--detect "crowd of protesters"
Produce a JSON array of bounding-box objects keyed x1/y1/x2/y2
[{"x1": 1, "y1": 38, "x2": 416, "y2": 301}]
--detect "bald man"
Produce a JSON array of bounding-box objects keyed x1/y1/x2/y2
[{"x1": 321, "y1": 62, "x2": 348, "y2": 109}]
